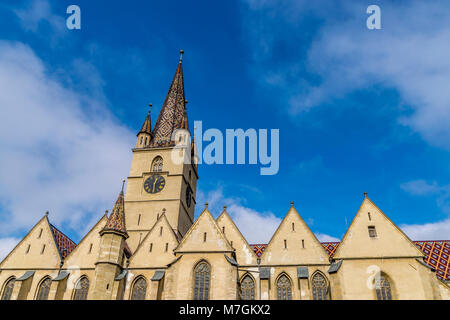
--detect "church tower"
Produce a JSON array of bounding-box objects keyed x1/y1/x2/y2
[{"x1": 124, "y1": 50, "x2": 199, "y2": 251}]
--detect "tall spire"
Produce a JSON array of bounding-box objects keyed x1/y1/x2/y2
[
  {"x1": 150, "y1": 50, "x2": 188, "y2": 147},
  {"x1": 101, "y1": 182, "x2": 128, "y2": 238}
]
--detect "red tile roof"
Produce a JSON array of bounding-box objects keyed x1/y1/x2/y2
[
  {"x1": 249, "y1": 240, "x2": 450, "y2": 280},
  {"x1": 50, "y1": 224, "x2": 77, "y2": 259}
]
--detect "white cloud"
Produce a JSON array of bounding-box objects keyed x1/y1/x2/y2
[
  {"x1": 14, "y1": 0, "x2": 65, "y2": 35},
  {"x1": 400, "y1": 180, "x2": 444, "y2": 196},
  {"x1": 400, "y1": 219, "x2": 450, "y2": 241},
  {"x1": 0, "y1": 41, "x2": 135, "y2": 237},
  {"x1": 0, "y1": 238, "x2": 20, "y2": 262},
  {"x1": 400, "y1": 180, "x2": 450, "y2": 239},
  {"x1": 241, "y1": 0, "x2": 450, "y2": 150},
  {"x1": 401, "y1": 179, "x2": 450, "y2": 214},
  {"x1": 315, "y1": 233, "x2": 340, "y2": 242}
]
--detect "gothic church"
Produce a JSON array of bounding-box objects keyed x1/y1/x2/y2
[{"x1": 0, "y1": 52, "x2": 449, "y2": 300}]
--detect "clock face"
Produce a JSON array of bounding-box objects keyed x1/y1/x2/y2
[
  {"x1": 186, "y1": 186, "x2": 192, "y2": 207},
  {"x1": 144, "y1": 175, "x2": 166, "y2": 194}
]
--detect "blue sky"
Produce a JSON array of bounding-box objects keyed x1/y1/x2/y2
[{"x1": 0, "y1": 0, "x2": 449, "y2": 257}]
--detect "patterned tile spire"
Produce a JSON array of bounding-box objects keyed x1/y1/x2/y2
[
  {"x1": 138, "y1": 103, "x2": 153, "y2": 136},
  {"x1": 150, "y1": 50, "x2": 188, "y2": 147},
  {"x1": 101, "y1": 180, "x2": 129, "y2": 238}
]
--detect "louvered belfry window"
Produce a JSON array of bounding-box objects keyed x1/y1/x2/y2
[
  {"x1": 73, "y1": 277, "x2": 89, "y2": 300},
  {"x1": 312, "y1": 272, "x2": 328, "y2": 300},
  {"x1": 152, "y1": 156, "x2": 163, "y2": 172},
  {"x1": 36, "y1": 277, "x2": 51, "y2": 300},
  {"x1": 131, "y1": 277, "x2": 147, "y2": 300},
  {"x1": 240, "y1": 275, "x2": 255, "y2": 300},
  {"x1": 193, "y1": 261, "x2": 210, "y2": 300},
  {"x1": 276, "y1": 274, "x2": 292, "y2": 300},
  {"x1": 1, "y1": 278, "x2": 15, "y2": 300},
  {"x1": 375, "y1": 274, "x2": 392, "y2": 300}
]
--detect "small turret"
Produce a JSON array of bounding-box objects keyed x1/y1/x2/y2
[
  {"x1": 136, "y1": 104, "x2": 153, "y2": 148},
  {"x1": 92, "y1": 180, "x2": 129, "y2": 300}
]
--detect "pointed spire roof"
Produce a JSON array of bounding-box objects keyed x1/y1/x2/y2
[
  {"x1": 150, "y1": 50, "x2": 188, "y2": 147},
  {"x1": 101, "y1": 181, "x2": 129, "y2": 238},
  {"x1": 138, "y1": 104, "x2": 153, "y2": 136}
]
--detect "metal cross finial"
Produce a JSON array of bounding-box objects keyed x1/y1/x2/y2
[
  {"x1": 179, "y1": 49, "x2": 184, "y2": 63},
  {"x1": 148, "y1": 103, "x2": 152, "y2": 115},
  {"x1": 290, "y1": 201, "x2": 294, "y2": 207},
  {"x1": 364, "y1": 192, "x2": 368, "y2": 198}
]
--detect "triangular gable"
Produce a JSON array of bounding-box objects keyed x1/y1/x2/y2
[
  {"x1": 260, "y1": 205, "x2": 330, "y2": 265},
  {"x1": 129, "y1": 213, "x2": 178, "y2": 268},
  {"x1": 216, "y1": 208, "x2": 257, "y2": 265},
  {"x1": 62, "y1": 215, "x2": 108, "y2": 269},
  {"x1": 174, "y1": 207, "x2": 233, "y2": 253},
  {"x1": 0, "y1": 215, "x2": 62, "y2": 269},
  {"x1": 333, "y1": 197, "x2": 424, "y2": 259}
]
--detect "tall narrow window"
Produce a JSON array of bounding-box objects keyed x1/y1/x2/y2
[
  {"x1": 222, "y1": 226, "x2": 225, "y2": 234},
  {"x1": 137, "y1": 214, "x2": 141, "y2": 226},
  {"x1": 1, "y1": 277, "x2": 15, "y2": 300},
  {"x1": 165, "y1": 243, "x2": 168, "y2": 252},
  {"x1": 368, "y1": 226, "x2": 377, "y2": 238},
  {"x1": 240, "y1": 275, "x2": 255, "y2": 300},
  {"x1": 203, "y1": 232, "x2": 207, "y2": 242},
  {"x1": 312, "y1": 272, "x2": 328, "y2": 300},
  {"x1": 292, "y1": 223, "x2": 295, "y2": 231},
  {"x1": 375, "y1": 274, "x2": 392, "y2": 300},
  {"x1": 88, "y1": 243, "x2": 93, "y2": 254},
  {"x1": 41, "y1": 244, "x2": 46, "y2": 254},
  {"x1": 276, "y1": 274, "x2": 292, "y2": 300},
  {"x1": 152, "y1": 156, "x2": 163, "y2": 172},
  {"x1": 160, "y1": 227, "x2": 163, "y2": 236},
  {"x1": 73, "y1": 277, "x2": 89, "y2": 300},
  {"x1": 38, "y1": 228, "x2": 43, "y2": 239},
  {"x1": 36, "y1": 277, "x2": 51, "y2": 300},
  {"x1": 26, "y1": 244, "x2": 30, "y2": 254},
  {"x1": 131, "y1": 277, "x2": 147, "y2": 300},
  {"x1": 149, "y1": 243, "x2": 153, "y2": 252},
  {"x1": 193, "y1": 261, "x2": 211, "y2": 300},
  {"x1": 284, "y1": 239, "x2": 287, "y2": 249},
  {"x1": 368, "y1": 212, "x2": 372, "y2": 221},
  {"x1": 302, "y1": 239, "x2": 305, "y2": 248}
]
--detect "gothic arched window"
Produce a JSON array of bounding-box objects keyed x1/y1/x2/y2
[
  {"x1": 375, "y1": 274, "x2": 392, "y2": 300},
  {"x1": 193, "y1": 261, "x2": 211, "y2": 300},
  {"x1": 152, "y1": 156, "x2": 163, "y2": 172},
  {"x1": 240, "y1": 275, "x2": 255, "y2": 300},
  {"x1": 73, "y1": 276, "x2": 89, "y2": 300},
  {"x1": 1, "y1": 277, "x2": 15, "y2": 300},
  {"x1": 131, "y1": 277, "x2": 147, "y2": 300},
  {"x1": 36, "y1": 277, "x2": 51, "y2": 300},
  {"x1": 312, "y1": 272, "x2": 328, "y2": 300},
  {"x1": 276, "y1": 274, "x2": 292, "y2": 300}
]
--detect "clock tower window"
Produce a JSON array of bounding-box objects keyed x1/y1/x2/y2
[{"x1": 152, "y1": 156, "x2": 163, "y2": 172}]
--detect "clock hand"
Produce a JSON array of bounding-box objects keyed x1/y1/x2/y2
[{"x1": 152, "y1": 178, "x2": 157, "y2": 193}]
